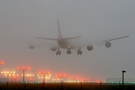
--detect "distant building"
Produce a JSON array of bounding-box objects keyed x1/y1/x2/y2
[
  {"x1": 0, "y1": 78, "x2": 7, "y2": 83},
  {"x1": 107, "y1": 78, "x2": 135, "y2": 82}
]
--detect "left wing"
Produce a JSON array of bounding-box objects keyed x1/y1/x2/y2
[
  {"x1": 107, "y1": 33, "x2": 130, "y2": 41},
  {"x1": 62, "y1": 36, "x2": 82, "y2": 40}
]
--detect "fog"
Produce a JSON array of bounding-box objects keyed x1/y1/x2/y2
[{"x1": 0, "y1": 0, "x2": 135, "y2": 81}]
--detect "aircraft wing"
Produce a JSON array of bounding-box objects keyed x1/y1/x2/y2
[
  {"x1": 107, "y1": 33, "x2": 130, "y2": 41},
  {"x1": 63, "y1": 36, "x2": 82, "y2": 40},
  {"x1": 35, "y1": 37, "x2": 57, "y2": 41}
]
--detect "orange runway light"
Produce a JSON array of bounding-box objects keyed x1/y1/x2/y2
[
  {"x1": 27, "y1": 67, "x2": 30, "y2": 70},
  {"x1": 55, "y1": 74, "x2": 58, "y2": 77},
  {"x1": 23, "y1": 68, "x2": 25, "y2": 70},
  {"x1": 39, "y1": 71, "x2": 41, "y2": 74},
  {"x1": 48, "y1": 71, "x2": 50, "y2": 74},
  {"x1": 1, "y1": 62, "x2": 4, "y2": 65},
  {"x1": 63, "y1": 74, "x2": 66, "y2": 77}
]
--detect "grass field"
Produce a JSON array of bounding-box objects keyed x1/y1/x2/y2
[{"x1": 0, "y1": 82, "x2": 135, "y2": 90}]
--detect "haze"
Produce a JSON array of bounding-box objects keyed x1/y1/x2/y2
[{"x1": 0, "y1": 0, "x2": 135, "y2": 81}]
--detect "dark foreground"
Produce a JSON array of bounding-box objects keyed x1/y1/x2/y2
[{"x1": 0, "y1": 82, "x2": 135, "y2": 90}]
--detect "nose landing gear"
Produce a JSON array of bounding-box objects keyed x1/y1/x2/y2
[
  {"x1": 77, "y1": 48, "x2": 82, "y2": 55},
  {"x1": 56, "y1": 48, "x2": 61, "y2": 55}
]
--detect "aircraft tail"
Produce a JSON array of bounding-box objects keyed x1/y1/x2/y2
[{"x1": 57, "y1": 18, "x2": 62, "y2": 39}]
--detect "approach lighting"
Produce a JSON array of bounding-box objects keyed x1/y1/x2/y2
[
  {"x1": 1, "y1": 62, "x2": 4, "y2": 65},
  {"x1": 27, "y1": 67, "x2": 30, "y2": 70}
]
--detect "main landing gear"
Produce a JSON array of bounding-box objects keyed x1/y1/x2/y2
[
  {"x1": 77, "y1": 49, "x2": 82, "y2": 55},
  {"x1": 56, "y1": 48, "x2": 61, "y2": 55},
  {"x1": 67, "y1": 49, "x2": 71, "y2": 54}
]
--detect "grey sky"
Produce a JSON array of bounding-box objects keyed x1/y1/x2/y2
[{"x1": 0, "y1": 0, "x2": 135, "y2": 81}]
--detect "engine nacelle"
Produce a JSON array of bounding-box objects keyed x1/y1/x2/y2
[
  {"x1": 50, "y1": 47, "x2": 57, "y2": 51},
  {"x1": 105, "y1": 41, "x2": 111, "y2": 48},
  {"x1": 29, "y1": 44, "x2": 35, "y2": 49},
  {"x1": 87, "y1": 45, "x2": 93, "y2": 51}
]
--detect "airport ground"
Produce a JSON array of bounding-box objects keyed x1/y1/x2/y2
[{"x1": 0, "y1": 82, "x2": 135, "y2": 90}]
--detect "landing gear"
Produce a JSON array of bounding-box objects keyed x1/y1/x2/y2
[
  {"x1": 67, "y1": 49, "x2": 71, "y2": 54},
  {"x1": 56, "y1": 51, "x2": 61, "y2": 55},
  {"x1": 56, "y1": 48, "x2": 61, "y2": 55},
  {"x1": 77, "y1": 49, "x2": 82, "y2": 55}
]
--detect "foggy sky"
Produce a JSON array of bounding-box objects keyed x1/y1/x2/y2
[{"x1": 0, "y1": 0, "x2": 135, "y2": 81}]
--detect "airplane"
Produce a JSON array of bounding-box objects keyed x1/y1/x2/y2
[{"x1": 29, "y1": 19, "x2": 130, "y2": 55}]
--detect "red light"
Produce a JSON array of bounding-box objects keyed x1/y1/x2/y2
[
  {"x1": 43, "y1": 72, "x2": 45, "y2": 74},
  {"x1": 48, "y1": 71, "x2": 50, "y2": 74},
  {"x1": 18, "y1": 67, "x2": 20, "y2": 70},
  {"x1": 55, "y1": 74, "x2": 58, "y2": 77},
  {"x1": 63, "y1": 74, "x2": 66, "y2": 77},
  {"x1": 69, "y1": 77, "x2": 71, "y2": 79},
  {"x1": 60, "y1": 75, "x2": 61, "y2": 76},
  {"x1": 18, "y1": 77, "x2": 19, "y2": 79},
  {"x1": 11, "y1": 77, "x2": 12, "y2": 79},
  {"x1": 27, "y1": 67, "x2": 30, "y2": 70},
  {"x1": 39, "y1": 71, "x2": 41, "y2": 74},
  {"x1": 14, "y1": 77, "x2": 16, "y2": 78},
  {"x1": 1, "y1": 62, "x2": 4, "y2": 65},
  {"x1": 23, "y1": 68, "x2": 25, "y2": 70},
  {"x1": 76, "y1": 77, "x2": 78, "y2": 79}
]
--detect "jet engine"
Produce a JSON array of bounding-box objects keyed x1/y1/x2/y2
[
  {"x1": 105, "y1": 41, "x2": 111, "y2": 48},
  {"x1": 50, "y1": 47, "x2": 57, "y2": 51},
  {"x1": 29, "y1": 44, "x2": 35, "y2": 49},
  {"x1": 87, "y1": 45, "x2": 93, "y2": 51}
]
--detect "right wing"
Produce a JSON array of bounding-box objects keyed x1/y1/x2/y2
[{"x1": 35, "y1": 37, "x2": 57, "y2": 41}]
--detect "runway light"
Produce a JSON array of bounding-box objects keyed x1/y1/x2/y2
[
  {"x1": 1, "y1": 62, "x2": 4, "y2": 65},
  {"x1": 63, "y1": 74, "x2": 66, "y2": 77},
  {"x1": 18, "y1": 67, "x2": 20, "y2": 70},
  {"x1": 23, "y1": 68, "x2": 25, "y2": 70},
  {"x1": 48, "y1": 72, "x2": 50, "y2": 74},
  {"x1": 55, "y1": 74, "x2": 58, "y2": 77},
  {"x1": 39, "y1": 71, "x2": 41, "y2": 74},
  {"x1": 27, "y1": 67, "x2": 30, "y2": 70}
]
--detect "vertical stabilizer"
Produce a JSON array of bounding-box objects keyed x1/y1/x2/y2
[{"x1": 57, "y1": 18, "x2": 62, "y2": 39}]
